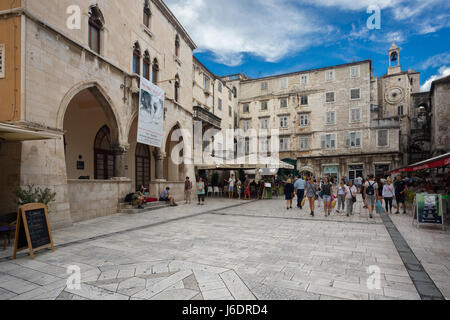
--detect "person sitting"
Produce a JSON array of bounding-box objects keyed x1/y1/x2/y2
[{"x1": 159, "y1": 187, "x2": 178, "y2": 206}]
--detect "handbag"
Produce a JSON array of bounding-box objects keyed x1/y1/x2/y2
[{"x1": 350, "y1": 187, "x2": 357, "y2": 203}]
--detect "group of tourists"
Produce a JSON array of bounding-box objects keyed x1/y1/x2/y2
[{"x1": 283, "y1": 174, "x2": 410, "y2": 219}]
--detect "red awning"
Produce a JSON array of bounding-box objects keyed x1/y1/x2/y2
[{"x1": 390, "y1": 153, "x2": 450, "y2": 174}]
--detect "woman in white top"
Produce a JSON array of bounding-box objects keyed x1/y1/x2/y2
[
  {"x1": 382, "y1": 178, "x2": 395, "y2": 214},
  {"x1": 345, "y1": 180, "x2": 358, "y2": 217}
]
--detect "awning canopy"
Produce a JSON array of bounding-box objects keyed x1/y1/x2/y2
[
  {"x1": 390, "y1": 153, "x2": 450, "y2": 174},
  {"x1": 0, "y1": 123, "x2": 62, "y2": 142},
  {"x1": 196, "y1": 156, "x2": 295, "y2": 171}
]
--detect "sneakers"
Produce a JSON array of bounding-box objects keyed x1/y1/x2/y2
[{"x1": 395, "y1": 211, "x2": 400, "y2": 214}]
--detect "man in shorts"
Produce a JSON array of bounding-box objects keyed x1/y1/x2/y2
[
  {"x1": 364, "y1": 175, "x2": 378, "y2": 219},
  {"x1": 227, "y1": 174, "x2": 236, "y2": 199},
  {"x1": 394, "y1": 175, "x2": 408, "y2": 214}
]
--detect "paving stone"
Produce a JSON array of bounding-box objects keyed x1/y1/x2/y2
[
  {"x1": 65, "y1": 284, "x2": 129, "y2": 300},
  {"x1": 0, "y1": 278, "x2": 40, "y2": 295},
  {"x1": 150, "y1": 289, "x2": 199, "y2": 300},
  {"x1": 117, "y1": 277, "x2": 146, "y2": 296},
  {"x1": 202, "y1": 287, "x2": 233, "y2": 300},
  {"x1": 132, "y1": 270, "x2": 193, "y2": 299}
]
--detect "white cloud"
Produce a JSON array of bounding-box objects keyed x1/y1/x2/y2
[
  {"x1": 302, "y1": 0, "x2": 400, "y2": 10},
  {"x1": 420, "y1": 66, "x2": 450, "y2": 92},
  {"x1": 420, "y1": 53, "x2": 450, "y2": 70},
  {"x1": 165, "y1": 0, "x2": 331, "y2": 66}
]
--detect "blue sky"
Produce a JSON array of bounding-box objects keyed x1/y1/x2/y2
[{"x1": 165, "y1": 0, "x2": 450, "y2": 91}]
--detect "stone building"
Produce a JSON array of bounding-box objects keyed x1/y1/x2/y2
[
  {"x1": 230, "y1": 58, "x2": 402, "y2": 181},
  {"x1": 192, "y1": 57, "x2": 236, "y2": 162},
  {"x1": 429, "y1": 75, "x2": 450, "y2": 157},
  {"x1": 375, "y1": 42, "x2": 421, "y2": 165},
  {"x1": 0, "y1": 0, "x2": 197, "y2": 227}
]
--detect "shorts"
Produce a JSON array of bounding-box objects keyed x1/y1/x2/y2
[
  {"x1": 366, "y1": 195, "x2": 376, "y2": 207},
  {"x1": 323, "y1": 195, "x2": 332, "y2": 203},
  {"x1": 396, "y1": 194, "x2": 405, "y2": 203},
  {"x1": 229, "y1": 186, "x2": 234, "y2": 193},
  {"x1": 159, "y1": 197, "x2": 169, "y2": 202},
  {"x1": 244, "y1": 187, "x2": 251, "y2": 196}
]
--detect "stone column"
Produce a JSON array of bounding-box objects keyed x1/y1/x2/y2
[
  {"x1": 154, "y1": 149, "x2": 167, "y2": 181},
  {"x1": 113, "y1": 144, "x2": 129, "y2": 178}
]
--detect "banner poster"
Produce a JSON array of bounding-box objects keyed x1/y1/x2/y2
[
  {"x1": 416, "y1": 193, "x2": 444, "y2": 225},
  {"x1": 137, "y1": 77, "x2": 165, "y2": 148}
]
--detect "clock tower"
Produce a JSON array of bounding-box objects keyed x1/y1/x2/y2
[
  {"x1": 388, "y1": 41, "x2": 401, "y2": 75},
  {"x1": 377, "y1": 42, "x2": 421, "y2": 165}
]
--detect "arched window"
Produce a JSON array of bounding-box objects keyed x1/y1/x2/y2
[
  {"x1": 174, "y1": 74, "x2": 180, "y2": 103},
  {"x1": 133, "y1": 42, "x2": 141, "y2": 75},
  {"x1": 143, "y1": 51, "x2": 150, "y2": 80},
  {"x1": 94, "y1": 126, "x2": 115, "y2": 180},
  {"x1": 143, "y1": 0, "x2": 151, "y2": 28},
  {"x1": 135, "y1": 143, "x2": 150, "y2": 191},
  {"x1": 175, "y1": 35, "x2": 180, "y2": 57},
  {"x1": 152, "y1": 58, "x2": 159, "y2": 84},
  {"x1": 88, "y1": 6, "x2": 104, "y2": 54}
]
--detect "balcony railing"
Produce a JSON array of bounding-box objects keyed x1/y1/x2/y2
[{"x1": 193, "y1": 106, "x2": 221, "y2": 129}]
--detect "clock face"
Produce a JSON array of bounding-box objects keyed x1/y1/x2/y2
[{"x1": 385, "y1": 87, "x2": 404, "y2": 104}]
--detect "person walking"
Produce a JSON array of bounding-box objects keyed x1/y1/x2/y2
[
  {"x1": 345, "y1": 180, "x2": 357, "y2": 217},
  {"x1": 382, "y1": 177, "x2": 395, "y2": 215},
  {"x1": 394, "y1": 175, "x2": 408, "y2": 214},
  {"x1": 321, "y1": 177, "x2": 333, "y2": 217},
  {"x1": 226, "y1": 174, "x2": 236, "y2": 199},
  {"x1": 336, "y1": 179, "x2": 346, "y2": 214},
  {"x1": 294, "y1": 175, "x2": 306, "y2": 209},
  {"x1": 364, "y1": 175, "x2": 378, "y2": 219},
  {"x1": 306, "y1": 177, "x2": 317, "y2": 217},
  {"x1": 184, "y1": 177, "x2": 193, "y2": 204},
  {"x1": 236, "y1": 178, "x2": 242, "y2": 200},
  {"x1": 196, "y1": 177, "x2": 206, "y2": 205},
  {"x1": 284, "y1": 178, "x2": 295, "y2": 210},
  {"x1": 355, "y1": 176, "x2": 363, "y2": 192},
  {"x1": 317, "y1": 178, "x2": 323, "y2": 208},
  {"x1": 361, "y1": 178, "x2": 368, "y2": 209},
  {"x1": 243, "y1": 175, "x2": 251, "y2": 200}
]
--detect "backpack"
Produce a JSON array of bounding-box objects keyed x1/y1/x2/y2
[{"x1": 366, "y1": 182, "x2": 375, "y2": 196}]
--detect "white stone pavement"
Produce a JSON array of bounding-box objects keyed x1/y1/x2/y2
[{"x1": 0, "y1": 196, "x2": 449, "y2": 300}]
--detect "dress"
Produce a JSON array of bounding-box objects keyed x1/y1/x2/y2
[
  {"x1": 306, "y1": 182, "x2": 317, "y2": 198},
  {"x1": 284, "y1": 183, "x2": 295, "y2": 200}
]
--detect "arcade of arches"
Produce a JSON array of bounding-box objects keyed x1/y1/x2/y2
[{"x1": 61, "y1": 85, "x2": 187, "y2": 223}]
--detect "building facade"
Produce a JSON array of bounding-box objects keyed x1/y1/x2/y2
[
  {"x1": 0, "y1": 0, "x2": 197, "y2": 227},
  {"x1": 230, "y1": 56, "x2": 403, "y2": 181}
]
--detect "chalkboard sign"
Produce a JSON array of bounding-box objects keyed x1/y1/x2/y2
[{"x1": 13, "y1": 203, "x2": 55, "y2": 260}]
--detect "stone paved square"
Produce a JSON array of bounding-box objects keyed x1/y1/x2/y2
[{"x1": 1, "y1": 197, "x2": 449, "y2": 300}]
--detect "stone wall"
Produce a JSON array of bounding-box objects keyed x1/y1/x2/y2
[
  {"x1": 431, "y1": 81, "x2": 450, "y2": 156},
  {"x1": 0, "y1": 142, "x2": 22, "y2": 216},
  {"x1": 150, "y1": 181, "x2": 185, "y2": 202},
  {"x1": 67, "y1": 179, "x2": 133, "y2": 223}
]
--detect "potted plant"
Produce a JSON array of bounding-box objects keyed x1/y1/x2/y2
[{"x1": 13, "y1": 185, "x2": 56, "y2": 208}]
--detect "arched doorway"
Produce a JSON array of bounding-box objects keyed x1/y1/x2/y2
[
  {"x1": 164, "y1": 124, "x2": 184, "y2": 181},
  {"x1": 94, "y1": 125, "x2": 115, "y2": 180},
  {"x1": 62, "y1": 85, "x2": 120, "y2": 180},
  {"x1": 135, "y1": 143, "x2": 150, "y2": 190}
]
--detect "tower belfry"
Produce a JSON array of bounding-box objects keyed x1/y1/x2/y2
[{"x1": 388, "y1": 41, "x2": 401, "y2": 75}]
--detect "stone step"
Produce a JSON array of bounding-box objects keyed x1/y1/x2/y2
[{"x1": 120, "y1": 202, "x2": 171, "y2": 214}]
